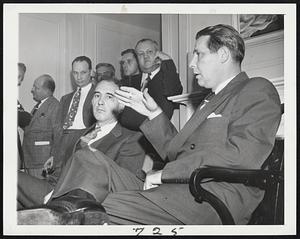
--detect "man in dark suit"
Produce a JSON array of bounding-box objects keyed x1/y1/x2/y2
[
  {"x1": 18, "y1": 24, "x2": 282, "y2": 225},
  {"x1": 22, "y1": 74, "x2": 60, "y2": 179},
  {"x1": 17, "y1": 78, "x2": 145, "y2": 212},
  {"x1": 52, "y1": 56, "x2": 97, "y2": 177},
  {"x1": 120, "y1": 40, "x2": 183, "y2": 131}
]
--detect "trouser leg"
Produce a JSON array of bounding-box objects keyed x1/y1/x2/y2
[
  {"x1": 54, "y1": 129, "x2": 86, "y2": 168},
  {"x1": 102, "y1": 191, "x2": 183, "y2": 225},
  {"x1": 51, "y1": 149, "x2": 143, "y2": 203},
  {"x1": 17, "y1": 171, "x2": 54, "y2": 209}
]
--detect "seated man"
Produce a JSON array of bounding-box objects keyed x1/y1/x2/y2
[
  {"x1": 17, "y1": 77, "x2": 145, "y2": 213},
  {"x1": 18, "y1": 24, "x2": 282, "y2": 225}
]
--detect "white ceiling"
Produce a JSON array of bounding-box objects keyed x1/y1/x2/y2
[{"x1": 95, "y1": 14, "x2": 161, "y2": 32}]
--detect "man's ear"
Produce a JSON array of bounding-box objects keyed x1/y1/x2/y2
[
  {"x1": 217, "y1": 46, "x2": 230, "y2": 63},
  {"x1": 118, "y1": 102, "x2": 125, "y2": 112}
]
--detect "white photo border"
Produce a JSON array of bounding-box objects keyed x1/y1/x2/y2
[{"x1": 3, "y1": 3, "x2": 296, "y2": 236}]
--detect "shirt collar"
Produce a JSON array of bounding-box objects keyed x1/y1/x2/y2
[
  {"x1": 96, "y1": 121, "x2": 118, "y2": 132},
  {"x1": 78, "y1": 82, "x2": 92, "y2": 93},
  {"x1": 142, "y1": 66, "x2": 160, "y2": 80},
  {"x1": 39, "y1": 96, "x2": 49, "y2": 107},
  {"x1": 214, "y1": 74, "x2": 238, "y2": 95}
]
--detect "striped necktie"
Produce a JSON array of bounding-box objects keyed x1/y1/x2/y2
[
  {"x1": 63, "y1": 88, "x2": 81, "y2": 130},
  {"x1": 80, "y1": 126, "x2": 102, "y2": 148},
  {"x1": 141, "y1": 73, "x2": 151, "y2": 91},
  {"x1": 31, "y1": 101, "x2": 41, "y2": 115}
]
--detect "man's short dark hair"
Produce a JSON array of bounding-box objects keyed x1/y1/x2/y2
[
  {"x1": 121, "y1": 48, "x2": 138, "y2": 59},
  {"x1": 97, "y1": 75, "x2": 122, "y2": 88},
  {"x1": 195, "y1": 24, "x2": 245, "y2": 64},
  {"x1": 95, "y1": 63, "x2": 115, "y2": 75},
  {"x1": 72, "y1": 56, "x2": 92, "y2": 70},
  {"x1": 135, "y1": 38, "x2": 159, "y2": 51},
  {"x1": 41, "y1": 74, "x2": 56, "y2": 93},
  {"x1": 18, "y1": 63, "x2": 26, "y2": 73}
]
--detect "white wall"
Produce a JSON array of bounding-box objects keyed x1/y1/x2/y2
[
  {"x1": 19, "y1": 13, "x2": 160, "y2": 112},
  {"x1": 19, "y1": 14, "x2": 67, "y2": 112}
]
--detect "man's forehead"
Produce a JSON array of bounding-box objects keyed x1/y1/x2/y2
[
  {"x1": 34, "y1": 78, "x2": 43, "y2": 86},
  {"x1": 95, "y1": 81, "x2": 118, "y2": 92},
  {"x1": 122, "y1": 52, "x2": 134, "y2": 60},
  {"x1": 97, "y1": 66, "x2": 110, "y2": 72},
  {"x1": 195, "y1": 35, "x2": 210, "y2": 50},
  {"x1": 136, "y1": 41, "x2": 155, "y2": 50},
  {"x1": 72, "y1": 61, "x2": 89, "y2": 69}
]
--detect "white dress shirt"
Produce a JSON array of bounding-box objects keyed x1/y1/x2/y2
[
  {"x1": 140, "y1": 66, "x2": 160, "y2": 88},
  {"x1": 37, "y1": 97, "x2": 48, "y2": 109},
  {"x1": 68, "y1": 83, "x2": 92, "y2": 129},
  {"x1": 214, "y1": 74, "x2": 238, "y2": 95}
]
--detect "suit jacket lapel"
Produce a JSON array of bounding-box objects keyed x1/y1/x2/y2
[
  {"x1": 29, "y1": 97, "x2": 52, "y2": 126},
  {"x1": 82, "y1": 84, "x2": 95, "y2": 125},
  {"x1": 167, "y1": 72, "x2": 249, "y2": 161},
  {"x1": 73, "y1": 122, "x2": 122, "y2": 154},
  {"x1": 91, "y1": 123, "x2": 122, "y2": 153},
  {"x1": 62, "y1": 92, "x2": 74, "y2": 123}
]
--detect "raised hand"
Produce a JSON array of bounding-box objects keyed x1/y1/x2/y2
[
  {"x1": 115, "y1": 87, "x2": 162, "y2": 119},
  {"x1": 155, "y1": 51, "x2": 171, "y2": 61}
]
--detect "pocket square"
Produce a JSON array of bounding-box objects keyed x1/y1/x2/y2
[{"x1": 207, "y1": 112, "x2": 222, "y2": 119}]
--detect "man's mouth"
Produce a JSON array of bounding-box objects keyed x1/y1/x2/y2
[{"x1": 96, "y1": 108, "x2": 105, "y2": 113}]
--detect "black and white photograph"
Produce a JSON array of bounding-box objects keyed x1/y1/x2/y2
[{"x1": 3, "y1": 3, "x2": 296, "y2": 236}]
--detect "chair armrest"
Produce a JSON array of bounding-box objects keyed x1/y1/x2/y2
[{"x1": 188, "y1": 166, "x2": 283, "y2": 225}]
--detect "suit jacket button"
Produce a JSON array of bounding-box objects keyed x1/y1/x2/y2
[{"x1": 190, "y1": 144, "x2": 195, "y2": 150}]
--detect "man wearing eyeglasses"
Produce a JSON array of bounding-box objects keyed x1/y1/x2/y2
[{"x1": 119, "y1": 39, "x2": 183, "y2": 131}]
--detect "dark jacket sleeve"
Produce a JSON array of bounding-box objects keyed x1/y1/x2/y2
[
  {"x1": 160, "y1": 59, "x2": 183, "y2": 96},
  {"x1": 18, "y1": 110, "x2": 32, "y2": 129},
  {"x1": 119, "y1": 107, "x2": 147, "y2": 131}
]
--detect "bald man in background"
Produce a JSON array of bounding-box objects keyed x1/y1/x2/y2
[{"x1": 22, "y1": 74, "x2": 60, "y2": 179}]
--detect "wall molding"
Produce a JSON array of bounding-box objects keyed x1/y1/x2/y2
[
  {"x1": 244, "y1": 57, "x2": 284, "y2": 72},
  {"x1": 168, "y1": 76, "x2": 284, "y2": 105},
  {"x1": 271, "y1": 76, "x2": 284, "y2": 87},
  {"x1": 245, "y1": 30, "x2": 284, "y2": 48}
]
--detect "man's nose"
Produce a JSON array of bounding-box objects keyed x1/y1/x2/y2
[
  {"x1": 189, "y1": 55, "x2": 197, "y2": 69},
  {"x1": 97, "y1": 97, "x2": 104, "y2": 105}
]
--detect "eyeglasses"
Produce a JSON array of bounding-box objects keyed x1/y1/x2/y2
[{"x1": 136, "y1": 49, "x2": 155, "y2": 57}]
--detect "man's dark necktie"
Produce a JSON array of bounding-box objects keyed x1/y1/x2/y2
[
  {"x1": 141, "y1": 73, "x2": 151, "y2": 91},
  {"x1": 63, "y1": 88, "x2": 81, "y2": 130},
  {"x1": 31, "y1": 101, "x2": 41, "y2": 115}
]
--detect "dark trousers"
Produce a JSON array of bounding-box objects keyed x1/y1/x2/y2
[
  {"x1": 17, "y1": 171, "x2": 54, "y2": 209},
  {"x1": 55, "y1": 129, "x2": 87, "y2": 168}
]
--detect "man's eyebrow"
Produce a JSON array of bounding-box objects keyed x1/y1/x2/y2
[
  {"x1": 93, "y1": 91, "x2": 100, "y2": 95},
  {"x1": 106, "y1": 92, "x2": 115, "y2": 97}
]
